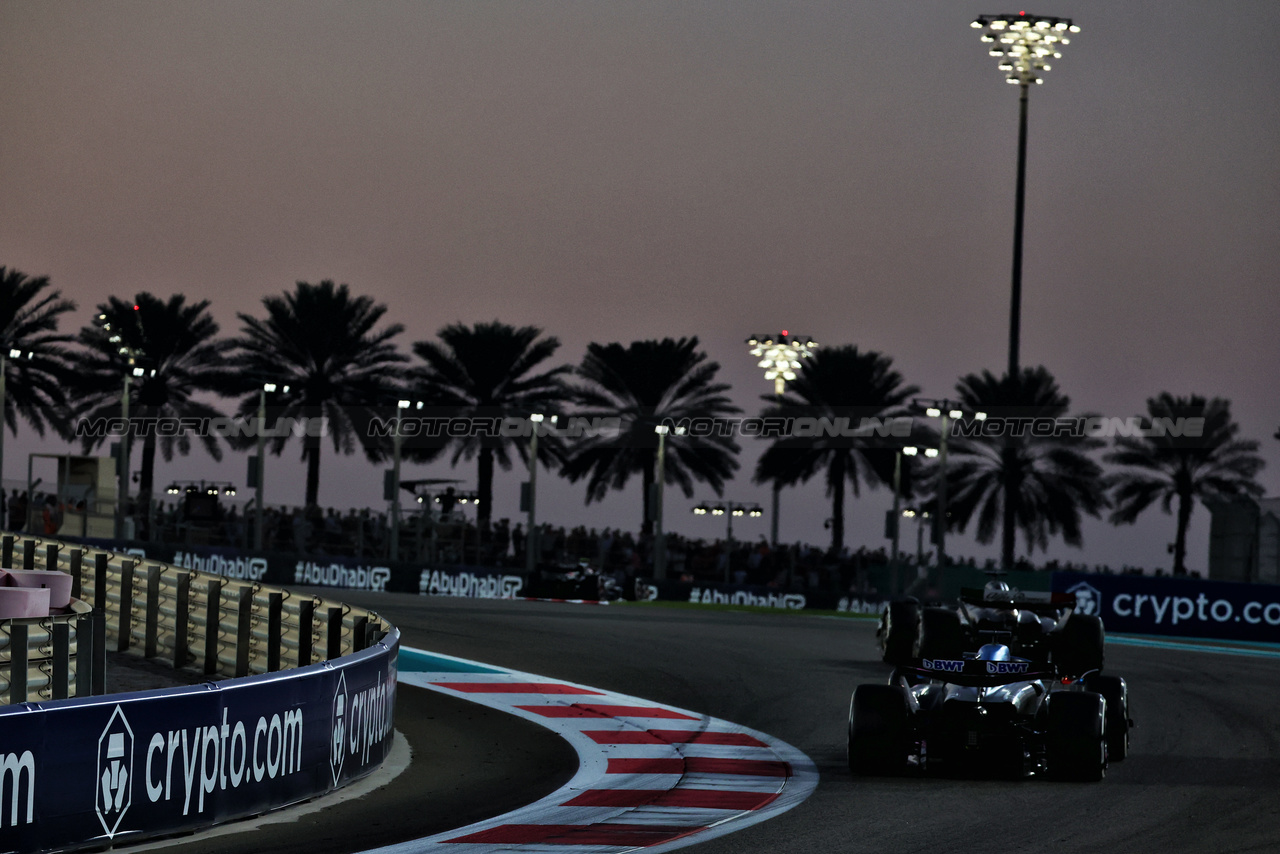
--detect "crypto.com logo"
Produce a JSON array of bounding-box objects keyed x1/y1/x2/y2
[
  {"x1": 1067, "y1": 581, "x2": 1103, "y2": 617},
  {"x1": 331, "y1": 672, "x2": 347, "y2": 786},
  {"x1": 96, "y1": 705, "x2": 135, "y2": 838}
]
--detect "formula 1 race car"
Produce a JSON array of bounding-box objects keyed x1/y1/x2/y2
[
  {"x1": 848, "y1": 642, "x2": 1131, "y2": 780},
  {"x1": 878, "y1": 579, "x2": 1105, "y2": 676}
]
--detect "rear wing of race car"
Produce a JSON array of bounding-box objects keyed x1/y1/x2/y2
[
  {"x1": 901, "y1": 656, "x2": 1055, "y2": 688},
  {"x1": 957, "y1": 587, "x2": 1077, "y2": 617}
]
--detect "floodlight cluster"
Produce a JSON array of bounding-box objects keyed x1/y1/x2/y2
[
  {"x1": 166, "y1": 481, "x2": 236, "y2": 496},
  {"x1": 692, "y1": 502, "x2": 763, "y2": 518},
  {"x1": 746, "y1": 332, "x2": 818, "y2": 395},
  {"x1": 971, "y1": 12, "x2": 1079, "y2": 86}
]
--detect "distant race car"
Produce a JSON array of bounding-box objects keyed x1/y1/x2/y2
[
  {"x1": 847, "y1": 642, "x2": 1131, "y2": 780},
  {"x1": 877, "y1": 579, "x2": 1106, "y2": 677}
]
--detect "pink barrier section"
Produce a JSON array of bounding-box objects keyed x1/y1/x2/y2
[
  {"x1": 4, "y1": 568, "x2": 74, "y2": 609},
  {"x1": 0, "y1": 585, "x2": 52, "y2": 618},
  {"x1": 0, "y1": 568, "x2": 72, "y2": 617}
]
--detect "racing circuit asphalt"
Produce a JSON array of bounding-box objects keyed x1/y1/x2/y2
[{"x1": 139, "y1": 593, "x2": 1280, "y2": 854}]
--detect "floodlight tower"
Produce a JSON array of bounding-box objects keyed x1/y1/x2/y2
[
  {"x1": 747, "y1": 331, "x2": 818, "y2": 547},
  {"x1": 970, "y1": 12, "x2": 1079, "y2": 377}
]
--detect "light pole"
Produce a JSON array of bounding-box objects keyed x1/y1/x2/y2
[
  {"x1": 889, "y1": 445, "x2": 920, "y2": 596},
  {"x1": 0, "y1": 348, "x2": 31, "y2": 523},
  {"x1": 692, "y1": 501, "x2": 763, "y2": 583},
  {"x1": 525, "y1": 413, "x2": 544, "y2": 575},
  {"x1": 903, "y1": 508, "x2": 932, "y2": 568},
  {"x1": 651, "y1": 424, "x2": 685, "y2": 580},
  {"x1": 388, "y1": 399, "x2": 412, "y2": 561},
  {"x1": 653, "y1": 425, "x2": 669, "y2": 580},
  {"x1": 747, "y1": 331, "x2": 818, "y2": 546},
  {"x1": 97, "y1": 309, "x2": 148, "y2": 540},
  {"x1": 971, "y1": 12, "x2": 1079, "y2": 377},
  {"x1": 116, "y1": 366, "x2": 145, "y2": 539},
  {"x1": 914, "y1": 399, "x2": 986, "y2": 578},
  {"x1": 253, "y1": 382, "x2": 288, "y2": 551}
]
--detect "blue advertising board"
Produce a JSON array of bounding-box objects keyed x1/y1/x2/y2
[
  {"x1": 59, "y1": 536, "x2": 532, "y2": 597},
  {"x1": 1051, "y1": 572, "x2": 1280, "y2": 643},
  {"x1": 635, "y1": 577, "x2": 884, "y2": 615},
  {"x1": 0, "y1": 630, "x2": 398, "y2": 854}
]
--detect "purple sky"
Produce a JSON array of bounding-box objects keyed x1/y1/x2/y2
[{"x1": 2, "y1": 1, "x2": 1277, "y2": 572}]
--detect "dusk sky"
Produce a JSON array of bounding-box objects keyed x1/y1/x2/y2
[{"x1": 2, "y1": 1, "x2": 1277, "y2": 573}]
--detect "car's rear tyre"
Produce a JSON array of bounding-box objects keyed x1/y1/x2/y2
[
  {"x1": 1055, "y1": 613, "x2": 1105, "y2": 676},
  {"x1": 880, "y1": 599, "x2": 920, "y2": 665},
  {"x1": 1083, "y1": 673, "x2": 1130, "y2": 761},
  {"x1": 1045, "y1": 691, "x2": 1106, "y2": 781},
  {"x1": 918, "y1": 607, "x2": 965, "y2": 661},
  {"x1": 848, "y1": 684, "x2": 912, "y2": 776}
]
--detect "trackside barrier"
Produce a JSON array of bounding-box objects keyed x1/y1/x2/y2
[
  {"x1": 635, "y1": 576, "x2": 887, "y2": 614},
  {"x1": 1052, "y1": 571, "x2": 1280, "y2": 643},
  {"x1": 0, "y1": 533, "x2": 392, "y2": 704},
  {"x1": 0, "y1": 532, "x2": 400, "y2": 854}
]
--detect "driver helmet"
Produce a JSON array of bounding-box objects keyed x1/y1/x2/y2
[
  {"x1": 983, "y1": 579, "x2": 1011, "y2": 601},
  {"x1": 976, "y1": 643, "x2": 1012, "y2": 662}
]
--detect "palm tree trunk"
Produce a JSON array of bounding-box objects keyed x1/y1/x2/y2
[
  {"x1": 304, "y1": 442, "x2": 320, "y2": 507},
  {"x1": 140, "y1": 427, "x2": 157, "y2": 539},
  {"x1": 139, "y1": 430, "x2": 156, "y2": 500},
  {"x1": 1001, "y1": 445, "x2": 1017, "y2": 570},
  {"x1": 303, "y1": 403, "x2": 322, "y2": 507},
  {"x1": 1173, "y1": 488, "x2": 1192, "y2": 575},
  {"x1": 478, "y1": 445, "x2": 494, "y2": 533},
  {"x1": 829, "y1": 453, "x2": 845, "y2": 554},
  {"x1": 640, "y1": 454, "x2": 655, "y2": 536}
]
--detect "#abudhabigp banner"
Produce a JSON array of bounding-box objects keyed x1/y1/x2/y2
[
  {"x1": 0, "y1": 632, "x2": 398, "y2": 854},
  {"x1": 635, "y1": 577, "x2": 884, "y2": 616},
  {"x1": 1052, "y1": 572, "x2": 1280, "y2": 644},
  {"x1": 59, "y1": 537, "x2": 527, "y2": 598}
]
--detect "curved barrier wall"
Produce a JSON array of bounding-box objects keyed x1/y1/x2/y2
[
  {"x1": 1051, "y1": 571, "x2": 1280, "y2": 643},
  {"x1": 0, "y1": 534, "x2": 399, "y2": 854}
]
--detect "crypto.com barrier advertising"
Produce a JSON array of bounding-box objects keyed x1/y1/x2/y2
[
  {"x1": 1052, "y1": 572, "x2": 1280, "y2": 643},
  {"x1": 0, "y1": 633, "x2": 398, "y2": 854}
]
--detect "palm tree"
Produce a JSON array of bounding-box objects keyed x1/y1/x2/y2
[
  {"x1": 409, "y1": 321, "x2": 571, "y2": 532},
  {"x1": 229, "y1": 281, "x2": 409, "y2": 507},
  {"x1": 937, "y1": 367, "x2": 1107, "y2": 568},
  {"x1": 0, "y1": 266, "x2": 78, "y2": 450},
  {"x1": 70, "y1": 293, "x2": 235, "y2": 521},
  {"x1": 561, "y1": 337, "x2": 740, "y2": 532},
  {"x1": 754, "y1": 345, "x2": 918, "y2": 554},
  {"x1": 1105, "y1": 393, "x2": 1264, "y2": 575}
]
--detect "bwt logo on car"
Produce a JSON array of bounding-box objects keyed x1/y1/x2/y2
[
  {"x1": 0, "y1": 748, "x2": 35, "y2": 829},
  {"x1": 173, "y1": 551, "x2": 268, "y2": 582},
  {"x1": 1067, "y1": 581, "x2": 1102, "y2": 616},
  {"x1": 143, "y1": 705, "x2": 304, "y2": 816},
  {"x1": 922, "y1": 659, "x2": 965, "y2": 673},
  {"x1": 986, "y1": 661, "x2": 1031, "y2": 674}
]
